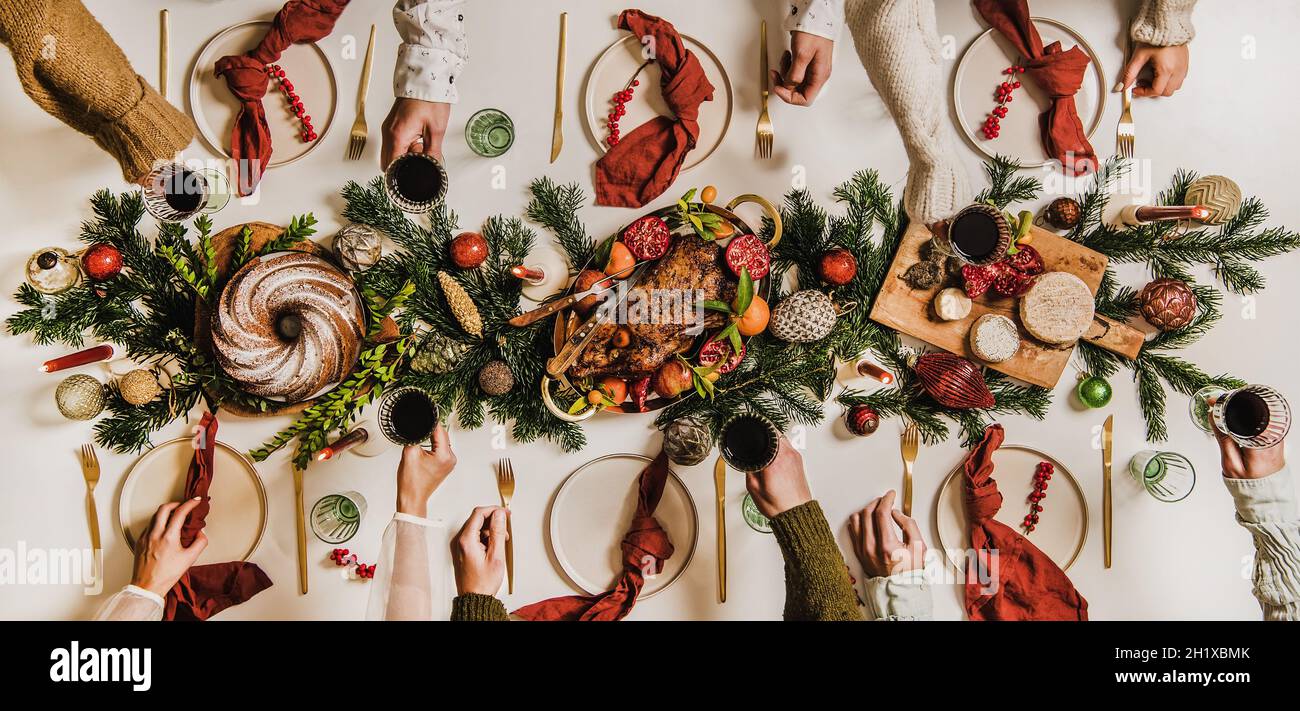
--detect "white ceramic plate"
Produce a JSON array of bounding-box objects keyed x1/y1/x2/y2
[
  {"x1": 548, "y1": 453, "x2": 697, "y2": 598},
  {"x1": 582, "y1": 34, "x2": 733, "y2": 172},
  {"x1": 189, "y1": 21, "x2": 338, "y2": 168},
  {"x1": 952, "y1": 18, "x2": 1106, "y2": 167},
  {"x1": 117, "y1": 437, "x2": 267, "y2": 564},
  {"x1": 934, "y1": 444, "x2": 1087, "y2": 573}
]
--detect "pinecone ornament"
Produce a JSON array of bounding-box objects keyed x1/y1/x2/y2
[
  {"x1": 769, "y1": 290, "x2": 837, "y2": 343},
  {"x1": 1043, "y1": 197, "x2": 1082, "y2": 230},
  {"x1": 1139, "y1": 278, "x2": 1197, "y2": 331},
  {"x1": 663, "y1": 417, "x2": 713, "y2": 466},
  {"x1": 913, "y1": 352, "x2": 995, "y2": 410},
  {"x1": 437, "y1": 271, "x2": 483, "y2": 337},
  {"x1": 410, "y1": 334, "x2": 469, "y2": 375}
]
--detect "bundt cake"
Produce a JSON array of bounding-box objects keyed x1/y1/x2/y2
[{"x1": 211, "y1": 251, "x2": 366, "y2": 402}]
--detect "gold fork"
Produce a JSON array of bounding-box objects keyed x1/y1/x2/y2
[
  {"x1": 346, "y1": 24, "x2": 377, "y2": 161},
  {"x1": 756, "y1": 20, "x2": 774, "y2": 159},
  {"x1": 496, "y1": 458, "x2": 515, "y2": 594},
  {"x1": 1116, "y1": 84, "x2": 1134, "y2": 159},
  {"x1": 900, "y1": 424, "x2": 919, "y2": 517},
  {"x1": 78, "y1": 444, "x2": 102, "y2": 583}
]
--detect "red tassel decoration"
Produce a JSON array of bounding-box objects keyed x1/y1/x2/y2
[{"x1": 913, "y1": 352, "x2": 995, "y2": 410}]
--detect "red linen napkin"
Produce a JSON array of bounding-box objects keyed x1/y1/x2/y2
[
  {"x1": 513, "y1": 452, "x2": 675, "y2": 620},
  {"x1": 963, "y1": 424, "x2": 1088, "y2": 621},
  {"x1": 593, "y1": 10, "x2": 715, "y2": 208},
  {"x1": 215, "y1": 0, "x2": 351, "y2": 195},
  {"x1": 163, "y1": 412, "x2": 272, "y2": 621},
  {"x1": 973, "y1": 0, "x2": 1097, "y2": 175}
]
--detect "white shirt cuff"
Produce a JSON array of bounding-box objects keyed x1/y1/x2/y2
[
  {"x1": 1223, "y1": 465, "x2": 1296, "y2": 524},
  {"x1": 782, "y1": 0, "x2": 843, "y2": 41},
  {"x1": 123, "y1": 584, "x2": 166, "y2": 608}
]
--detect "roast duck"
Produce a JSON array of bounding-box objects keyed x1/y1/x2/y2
[{"x1": 567, "y1": 236, "x2": 736, "y2": 380}]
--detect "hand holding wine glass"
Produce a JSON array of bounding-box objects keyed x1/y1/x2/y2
[
  {"x1": 396, "y1": 423, "x2": 456, "y2": 517},
  {"x1": 1213, "y1": 421, "x2": 1286, "y2": 481},
  {"x1": 745, "y1": 436, "x2": 812, "y2": 518}
]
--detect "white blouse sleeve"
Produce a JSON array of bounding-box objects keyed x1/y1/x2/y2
[
  {"x1": 860, "y1": 568, "x2": 933, "y2": 621},
  {"x1": 93, "y1": 585, "x2": 165, "y2": 621},
  {"x1": 393, "y1": 0, "x2": 469, "y2": 103},
  {"x1": 782, "y1": 0, "x2": 845, "y2": 41},
  {"x1": 1223, "y1": 466, "x2": 1300, "y2": 621},
  {"x1": 367, "y1": 513, "x2": 451, "y2": 621}
]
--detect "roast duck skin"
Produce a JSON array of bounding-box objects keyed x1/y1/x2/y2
[{"x1": 568, "y1": 236, "x2": 736, "y2": 379}]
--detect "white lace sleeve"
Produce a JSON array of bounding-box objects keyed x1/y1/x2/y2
[
  {"x1": 367, "y1": 513, "x2": 451, "y2": 621},
  {"x1": 393, "y1": 0, "x2": 469, "y2": 103},
  {"x1": 93, "y1": 585, "x2": 165, "y2": 621},
  {"x1": 782, "y1": 0, "x2": 845, "y2": 41}
]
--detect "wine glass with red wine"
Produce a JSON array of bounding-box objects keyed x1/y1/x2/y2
[
  {"x1": 933, "y1": 204, "x2": 1012, "y2": 266},
  {"x1": 1196, "y1": 384, "x2": 1291, "y2": 449},
  {"x1": 377, "y1": 386, "x2": 440, "y2": 447},
  {"x1": 719, "y1": 413, "x2": 781, "y2": 473},
  {"x1": 142, "y1": 164, "x2": 230, "y2": 222},
  {"x1": 384, "y1": 153, "x2": 448, "y2": 214}
]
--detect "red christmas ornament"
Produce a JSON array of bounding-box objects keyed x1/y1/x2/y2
[
  {"x1": 913, "y1": 352, "x2": 995, "y2": 410},
  {"x1": 818, "y1": 248, "x2": 858, "y2": 286},
  {"x1": 82, "y1": 243, "x2": 123, "y2": 281},
  {"x1": 1022, "y1": 461, "x2": 1053, "y2": 533},
  {"x1": 449, "y1": 232, "x2": 489, "y2": 269},
  {"x1": 846, "y1": 404, "x2": 880, "y2": 436}
]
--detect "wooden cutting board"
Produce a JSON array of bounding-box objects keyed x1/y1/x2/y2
[{"x1": 869, "y1": 221, "x2": 1143, "y2": 389}]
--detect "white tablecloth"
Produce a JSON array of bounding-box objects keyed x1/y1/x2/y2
[{"x1": 1, "y1": 0, "x2": 1297, "y2": 620}]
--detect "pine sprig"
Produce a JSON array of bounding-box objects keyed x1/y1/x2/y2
[
  {"x1": 974, "y1": 155, "x2": 1043, "y2": 208},
  {"x1": 526, "y1": 177, "x2": 595, "y2": 273}
]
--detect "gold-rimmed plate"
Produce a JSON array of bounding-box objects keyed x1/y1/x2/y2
[
  {"x1": 116, "y1": 437, "x2": 268, "y2": 564},
  {"x1": 934, "y1": 443, "x2": 1088, "y2": 573}
]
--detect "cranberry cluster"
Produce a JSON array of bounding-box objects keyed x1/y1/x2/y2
[
  {"x1": 981, "y1": 64, "x2": 1025, "y2": 140},
  {"x1": 329, "y1": 548, "x2": 376, "y2": 580},
  {"x1": 269, "y1": 64, "x2": 317, "y2": 143},
  {"x1": 1022, "y1": 461, "x2": 1053, "y2": 533},
  {"x1": 605, "y1": 79, "x2": 640, "y2": 147}
]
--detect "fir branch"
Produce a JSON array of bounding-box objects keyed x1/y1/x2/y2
[
  {"x1": 94, "y1": 386, "x2": 201, "y2": 454},
  {"x1": 526, "y1": 177, "x2": 594, "y2": 273},
  {"x1": 974, "y1": 155, "x2": 1042, "y2": 208}
]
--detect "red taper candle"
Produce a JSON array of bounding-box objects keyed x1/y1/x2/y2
[
  {"x1": 40, "y1": 344, "x2": 115, "y2": 373},
  {"x1": 855, "y1": 359, "x2": 895, "y2": 385},
  {"x1": 317, "y1": 428, "x2": 370, "y2": 461}
]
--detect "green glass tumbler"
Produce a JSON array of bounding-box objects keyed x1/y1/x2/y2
[
  {"x1": 1128, "y1": 451, "x2": 1196, "y2": 502},
  {"x1": 311, "y1": 491, "x2": 367, "y2": 544},
  {"x1": 465, "y1": 108, "x2": 515, "y2": 157}
]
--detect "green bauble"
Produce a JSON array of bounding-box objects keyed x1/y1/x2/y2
[
  {"x1": 410, "y1": 335, "x2": 469, "y2": 375},
  {"x1": 1076, "y1": 375, "x2": 1113, "y2": 409}
]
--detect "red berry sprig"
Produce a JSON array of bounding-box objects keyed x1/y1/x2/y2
[
  {"x1": 606, "y1": 61, "x2": 652, "y2": 147},
  {"x1": 329, "y1": 548, "x2": 377, "y2": 580},
  {"x1": 980, "y1": 64, "x2": 1026, "y2": 141},
  {"x1": 1022, "y1": 461, "x2": 1053, "y2": 533},
  {"x1": 269, "y1": 64, "x2": 317, "y2": 143}
]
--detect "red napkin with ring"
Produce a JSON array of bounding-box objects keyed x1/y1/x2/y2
[
  {"x1": 594, "y1": 10, "x2": 715, "y2": 208},
  {"x1": 163, "y1": 412, "x2": 272, "y2": 621},
  {"x1": 513, "y1": 452, "x2": 674, "y2": 621},
  {"x1": 215, "y1": 0, "x2": 351, "y2": 195},
  {"x1": 963, "y1": 424, "x2": 1088, "y2": 621},
  {"x1": 973, "y1": 0, "x2": 1097, "y2": 175}
]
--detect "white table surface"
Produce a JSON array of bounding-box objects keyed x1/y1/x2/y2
[{"x1": 2, "y1": 0, "x2": 1298, "y2": 621}]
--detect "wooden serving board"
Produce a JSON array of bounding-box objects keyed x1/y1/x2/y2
[
  {"x1": 869, "y1": 221, "x2": 1144, "y2": 389},
  {"x1": 194, "y1": 222, "x2": 398, "y2": 418}
]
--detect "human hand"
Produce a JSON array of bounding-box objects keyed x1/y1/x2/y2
[
  {"x1": 381, "y1": 98, "x2": 452, "y2": 169},
  {"x1": 771, "y1": 31, "x2": 834, "y2": 107},
  {"x1": 396, "y1": 423, "x2": 456, "y2": 517},
  {"x1": 1213, "y1": 422, "x2": 1286, "y2": 481},
  {"x1": 745, "y1": 436, "x2": 812, "y2": 518},
  {"x1": 451, "y1": 506, "x2": 510, "y2": 596},
  {"x1": 130, "y1": 498, "x2": 209, "y2": 597},
  {"x1": 1117, "y1": 43, "x2": 1189, "y2": 98},
  {"x1": 848, "y1": 490, "x2": 927, "y2": 578}
]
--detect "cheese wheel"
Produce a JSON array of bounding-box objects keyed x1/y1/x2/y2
[
  {"x1": 1019, "y1": 271, "x2": 1094, "y2": 346},
  {"x1": 970, "y1": 314, "x2": 1020, "y2": 363}
]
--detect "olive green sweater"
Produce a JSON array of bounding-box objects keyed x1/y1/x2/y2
[{"x1": 449, "y1": 500, "x2": 860, "y2": 621}]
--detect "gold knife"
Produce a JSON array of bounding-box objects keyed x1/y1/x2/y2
[
  {"x1": 550, "y1": 13, "x2": 567, "y2": 163},
  {"x1": 714, "y1": 456, "x2": 727, "y2": 603},
  {"x1": 159, "y1": 9, "x2": 169, "y2": 100},
  {"x1": 1102, "y1": 414, "x2": 1113, "y2": 569},
  {"x1": 293, "y1": 465, "x2": 308, "y2": 594}
]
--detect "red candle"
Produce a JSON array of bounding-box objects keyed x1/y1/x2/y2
[
  {"x1": 510, "y1": 265, "x2": 546, "y2": 283},
  {"x1": 317, "y1": 428, "x2": 370, "y2": 461},
  {"x1": 855, "y1": 359, "x2": 895, "y2": 385},
  {"x1": 1121, "y1": 204, "x2": 1210, "y2": 225},
  {"x1": 41, "y1": 344, "x2": 115, "y2": 373}
]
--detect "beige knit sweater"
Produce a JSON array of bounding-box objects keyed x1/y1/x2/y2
[{"x1": 0, "y1": 0, "x2": 194, "y2": 183}]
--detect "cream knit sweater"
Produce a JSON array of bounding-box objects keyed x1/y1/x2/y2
[{"x1": 785, "y1": 0, "x2": 1198, "y2": 224}]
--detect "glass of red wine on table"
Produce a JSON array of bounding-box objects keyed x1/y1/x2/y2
[
  {"x1": 377, "y1": 385, "x2": 441, "y2": 448},
  {"x1": 142, "y1": 163, "x2": 231, "y2": 222},
  {"x1": 384, "y1": 153, "x2": 448, "y2": 214},
  {"x1": 1191, "y1": 384, "x2": 1291, "y2": 449},
  {"x1": 719, "y1": 413, "x2": 781, "y2": 473},
  {"x1": 934, "y1": 203, "x2": 1012, "y2": 266}
]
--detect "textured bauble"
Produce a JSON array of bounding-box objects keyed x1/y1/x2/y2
[
  {"x1": 1138, "y1": 278, "x2": 1197, "y2": 331},
  {"x1": 332, "y1": 224, "x2": 383, "y2": 272},
  {"x1": 450, "y1": 232, "x2": 489, "y2": 269},
  {"x1": 56, "y1": 374, "x2": 105, "y2": 420},
  {"x1": 1043, "y1": 197, "x2": 1082, "y2": 230},
  {"x1": 410, "y1": 335, "x2": 469, "y2": 375},
  {"x1": 118, "y1": 368, "x2": 162, "y2": 406},
  {"x1": 663, "y1": 416, "x2": 713, "y2": 466},
  {"x1": 1076, "y1": 375, "x2": 1112, "y2": 409},
  {"x1": 437, "y1": 271, "x2": 483, "y2": 337},
  {"x1": 1184, "y1": 175, "x2": 1242, "y2": 225},
  {"x1": 211, "y1": 252, "x2": 366, "y2": 402},
  {"x1": 477, "y1": 360, "x2": 514, "y2": 396},
  {"x1": 818, "y1": 248, "x2": 858, "y2": 286},
  {"x1": 769, "y1": 289, "x2": 837, "y2": 343},
  {"x1": 913, "y1": 352, "x2": 995, "y2": 409},
  {"x1": 26, "y1": 247, "x2": 82, "y2": 295},
  {"x1": 82, "y1": 243, "x2": 123, "y2": 281},
  {"x1": 846, "y1": 405, "x2": 880, "y2": 437}
]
